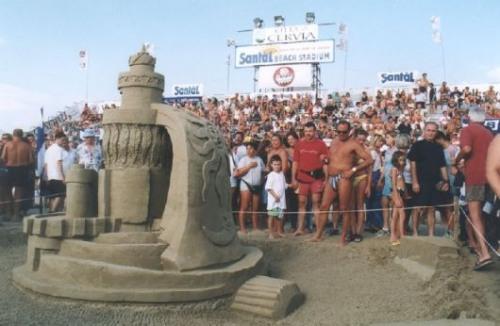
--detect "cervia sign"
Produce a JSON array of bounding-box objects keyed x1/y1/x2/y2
[
  {"x1": 171, "y1": 84, "x2": 204, "y2": 98},
  {"x1": 378, "y1": 72, "x2": 417, "y2": 86},
  {"x1": 252, "y1": 24, "x2": 319, "y2": 45}
]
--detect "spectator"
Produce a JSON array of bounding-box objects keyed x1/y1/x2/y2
[
  {"x1": 365, "y1": 134, "x2": 384, "y2": 231},
  {"x1": 454, "y1": 107, "x2": 494, "y2": 270},
  {"x1": 1, "y1": 129, "x2": 34, "y2": 220},
  {"x1": 76, "y1": 129, "x2": 102, "y2": 171},
  {"x1": 291, "y1": 122, "x2": 328, "y2": 236},
  {"x1": 486, "y1": 135, "x2": 500, "y2": 197},
  {"x1": 408, "y1": 122, "x2": 449, "y2": 236},
  {"x1": 265, "y1": 155, "x2": 287, "y2": 240},
  {"x1": 0, "y1": 134, "x2": 12, "y2": 219},
  {"x1": 390, "y1": 151, "x2": 407, "y2": 246},
  {"x1": 44, "y1": 132, "x2": 66, "y2": 213},
  {"x1": 235, "y1": 141, "x2": 265, "y2": 234}
]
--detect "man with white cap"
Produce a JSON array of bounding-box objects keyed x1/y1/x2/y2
[
  {"x1": 454, "y1": 106, "x2": 494, "y2": 271},
  {"x1": 76, "y1": 129, "x2": 102, "y2": 171}
]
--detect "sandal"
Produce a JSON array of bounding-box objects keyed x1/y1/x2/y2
[
  {"x1": 353, "y1": 234, "x2": 363, "y2": 243},
  {"x1": 390, "y1": 240, "x2": 400, "y2": 246},
  {"x1": 473, "y1": 258, "x2": 493, "y2": 271}
]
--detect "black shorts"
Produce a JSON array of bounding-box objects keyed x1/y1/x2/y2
[
  {"x1": 413, "y1": 182, "x2": 445, "y2": 207},
  {"x1": 405, "y1": 183, "x2": 416, "y2": 208},
  {"x1": 7, "y1": 166, "x2": 31, "y2": 188},
  {"x1": 47, "y1": 180, "x2": 66, "y2": 197}
]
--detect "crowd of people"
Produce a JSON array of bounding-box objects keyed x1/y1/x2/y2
[
  {"x1": 0, "y1": 128, "x2": 102, "y2": 218},
  {"x1": 216, "y1": 76, "x2": 499, "y2": 271},
  {"x1": 1, "y1": 73, "x2": 499, "y2": 271}
]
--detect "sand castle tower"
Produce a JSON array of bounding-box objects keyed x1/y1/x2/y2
[{"x1": 12, "y1": 47, "x2": 264, "y2": 302}]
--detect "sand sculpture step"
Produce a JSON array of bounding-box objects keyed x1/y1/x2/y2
[
  {"x1": 58, "y1": 239, "x2": 167, "y2": 270},
  {"x1": 231, "y1": 276, "x2": 305, "y2": 320},
  {"x1": 13, "y1": 246, "x2": 264, "y2": 302},
  {"x1": 394, "y1": 237, "x2": 459, "y2": 281}
]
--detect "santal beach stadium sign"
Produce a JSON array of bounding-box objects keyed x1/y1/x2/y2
[{"x1": 235, "y1": 40, "x2": 334, "y2": 68}]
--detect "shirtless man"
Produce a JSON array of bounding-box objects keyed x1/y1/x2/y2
[
  {"x1": 311, "y1": 120, "x2": 373, "y2": 244},
  {"x1": 350, "y1": 129, "x2": 373, "y2": 242},
  {"x1": 486, "y1": 135, "x2": 500, "y2": 197},
  {"x1": 1, "y1": 129, "x2": 34, "y2": 220}
]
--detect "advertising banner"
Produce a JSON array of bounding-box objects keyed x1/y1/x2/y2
[
  {"x1": 377, "y1": 71, "x2": 418, "y2": 87},
  {"x1": 170, "y1": 84, "x2": 204, "y2": 98},
  {"x1": 252, "y1": 24, "x2": 319, "y2": 45},
  {"x1": 257, "y1": 64, "x2": 313, "y2": 89},
  {"x1": 235, "y1": 40, "x2": 334, "y2": 68}
]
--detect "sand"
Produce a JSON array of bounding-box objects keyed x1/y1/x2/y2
[{"x1": 0, "y1": 223, "x2": 499, "y2": 326}]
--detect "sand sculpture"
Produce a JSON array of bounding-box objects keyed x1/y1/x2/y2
[{"x1": 12, "y1": 46, "x2": 267, "y2": 303}]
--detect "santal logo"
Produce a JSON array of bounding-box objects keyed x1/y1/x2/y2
[
  {"x1": 380, "y1": 72, "x2": 415, "y2": 84},
  {"x1": 273, "y1": 67, "x2": 295, "y2": 87}
]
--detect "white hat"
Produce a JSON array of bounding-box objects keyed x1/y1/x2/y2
[{"x1": 82, "y1": 129, "x2": 96, "y2": 138}]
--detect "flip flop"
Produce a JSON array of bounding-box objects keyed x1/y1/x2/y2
[
  {"x1": 473, "y1": 258, "x2": 494, "y2": 271},
  {"x1": 390, "y1": 240, "x2": 400, "y2": 246}
]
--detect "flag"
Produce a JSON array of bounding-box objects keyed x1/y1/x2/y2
[
  {"x1": 432, "y1": 31, "x2": 442, "y2": 44},
  {"x1": 430, "y1": 16, "x2": 442, "y2": 44},
  {"x1": 338, "y1": 23, "x2": 348, "y2": 36},
  {"x1": 336, "y1": 39, "x2": 348, "y2": 51},
  {"x1": 337, "y1": 23, "x2": 348, "y2": 52},
  {"x1": 430, "y1": 16, "x2": 440, "y2": 31},
  {"x1": 79, "y1": 50, "x2": 88, "y2": 70}
]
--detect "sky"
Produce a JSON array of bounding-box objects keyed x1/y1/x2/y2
[{"x1": 1, "y1": 0, "x2": 500, "y2": 132}]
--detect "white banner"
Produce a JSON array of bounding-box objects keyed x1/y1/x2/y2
[
  {"x1": 252, "y1": 24, "x2": 319, "y2": 45},
  {"x1": 378, "y1": 71, "x2": 418, "y2": 87},
  {"x1": 257, "y1": 64, "x2": 312, "y2": 89},
  {"x1": 170, "y1": 84, "x2": 204, "y2": 98},
  {"x1": 235, "y1": 40, "x2": 334, "y2": 68}
]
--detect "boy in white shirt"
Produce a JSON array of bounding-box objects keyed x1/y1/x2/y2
[{"x1": 265, "y1": 155, "x2": 287, "y2": 239}]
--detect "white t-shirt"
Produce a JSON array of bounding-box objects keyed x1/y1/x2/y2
[
  {"x1": 237, "y1": 155, "x2": 264, "y2": 186},
  {"x1": 45, "y1": 143, "x2": 64, "y2": 181},
  {"x1": 233, "y1": 145, "x2": 247, "y2": 162},
  {"x1": 415, "y1": 92, "x2": 427, "y2": 103},
  {"x1": 370, "y1": 149, "x2": 382, "y2": 172},
  {"x1": 265, "y1": 171, "x2": 287, "y2": 210},
  {"x1": 312, "y1": 105, "x2": 323, "y2": 115}
]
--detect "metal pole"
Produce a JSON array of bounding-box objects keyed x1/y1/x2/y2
[
  {"x1": 85, "y1": 68, "x2": 89, "y2": 103},
  {"x1": 253, "y1": 67, "x2": 257, "y2": 93},
  {"x1": 85, "y1": 52, "x2": 89, "y2": 103},
  {"x1": 343, "y1": 47, "x2": 348, "y2": 90},
  {"x1": 226, "y1": 54, "x2": 230, "y2": 94},
  {"x1": 440, "y1": 41, "x2": 447, "y2": 81}
]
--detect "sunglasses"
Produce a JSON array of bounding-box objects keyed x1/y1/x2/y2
[{"x1": 337, "y1": 130, "x2": 349, "y2": 134}]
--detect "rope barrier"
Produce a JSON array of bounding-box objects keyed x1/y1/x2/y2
[
  {"x1": 232, "y1": 203, "x2": 455, "y2": 215},
  {"x1": 459, "y1": 206, "x2": 500, "y2": 257},
  {"x1": 0, "y1": 192, "x2": 67, "y2": 205}
]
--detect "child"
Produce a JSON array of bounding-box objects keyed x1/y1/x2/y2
[
  {"x1": 265, "y1": 155, "x2": 287, "y2": 239},
  {"x1": 390, "y1": 151, "x2": 407, "y2": 245}
]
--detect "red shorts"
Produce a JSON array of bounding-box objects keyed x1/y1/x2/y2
[{"x1": 298, "y1": 179, "x2": 324, "y2": 196}]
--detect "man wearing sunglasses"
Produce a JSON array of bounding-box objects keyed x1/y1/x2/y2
[{"x1": 311, "y1": 120, "x2": 373, "y2": 244}]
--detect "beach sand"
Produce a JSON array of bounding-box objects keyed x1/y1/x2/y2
[{"x1": 0, "y1": 224, "x2": 498, "y2": 325}]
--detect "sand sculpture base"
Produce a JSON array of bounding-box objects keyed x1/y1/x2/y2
[{"x1": 13, "y1": 216, "x2": 264, "y2": 303}]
